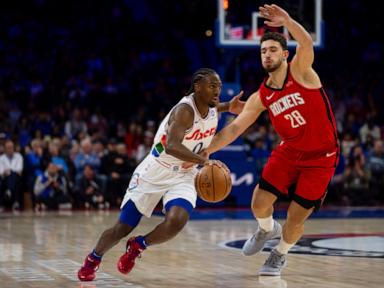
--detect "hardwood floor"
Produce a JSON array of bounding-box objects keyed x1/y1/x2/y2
[{"x1": 0, "y1": 210, "x2": 383, "y2": 288}]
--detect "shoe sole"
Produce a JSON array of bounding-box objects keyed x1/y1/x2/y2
[
  {"x1": 78, "y1": 272, "x2": 96, "y2": 281},
  {"x1": 258, "y1": 271, "x2": 281, "y2": 276}
]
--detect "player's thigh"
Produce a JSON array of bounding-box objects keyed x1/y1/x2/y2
[
  {"x1": 296, "y1": 166, "x2": 335, "y2": 201},
  {"x1": 163, "y1": 180, "x2": 196, "y2": 215},
  {"x1": 260, "y1": 148, "x2": 299, "y2": 197},
  {"x1": 120, "y1": 156, "x2": 173, "y2": 218},
  {"x1": 294, "y1": 166, "x2": 335, "y2": 210}
]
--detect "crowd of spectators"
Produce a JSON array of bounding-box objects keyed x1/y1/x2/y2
[{"x1": 0, "y1": 0, "x2": 383, "y2": 211}]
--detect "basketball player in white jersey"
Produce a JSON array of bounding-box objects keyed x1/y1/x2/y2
[{"x1": 78, "y1": 68, "x2": 244, "y2": 281}]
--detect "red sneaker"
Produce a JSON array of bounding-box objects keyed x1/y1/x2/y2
[
  {"x1": 117, "y1": 237, "x2": 144, "y2": 274},
  {"x1": 78, "y1": 254, "x2": 101, "y2": 281}
]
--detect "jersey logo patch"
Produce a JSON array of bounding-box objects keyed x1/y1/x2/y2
[
  {"x1": 326, "y1": 152, "x2": 336, "y2": 157},
  {"x1": 266, "y1": 92, "x2": 275, "y2": 100}
]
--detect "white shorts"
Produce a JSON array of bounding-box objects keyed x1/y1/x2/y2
[{"x1": 120, "y1": 155, "x2": 198, "y2": 218}]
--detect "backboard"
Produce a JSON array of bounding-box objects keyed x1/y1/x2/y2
[{"x1": 217, "y1": 0, "x2": 323, "y2": 48}]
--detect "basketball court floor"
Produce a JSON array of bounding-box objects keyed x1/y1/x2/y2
[{"x1": 0, "y1": 208, "x2": 383, "y2": 288}]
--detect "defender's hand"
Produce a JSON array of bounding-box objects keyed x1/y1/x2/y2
[
  {"x1": 259, "y1": 4, "x2": 291, "y2": 27},
  {"x1": 229, "y1": 91, "x2": 245, "y2": 115}
]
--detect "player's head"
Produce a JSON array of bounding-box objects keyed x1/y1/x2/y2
[
  {"x1": 187, "y1": 68, "x2": 222, "y2": 107},
  {"x1": 260, "y1": 32, "x2": 289, "y2": 73}
]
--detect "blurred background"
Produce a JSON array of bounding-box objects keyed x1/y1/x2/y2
[{"x1": 0, "y1": 0, "x2": 383, "y2": 212}]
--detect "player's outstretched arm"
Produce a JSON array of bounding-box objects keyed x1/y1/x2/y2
[
  {"x1": 206, "y1": 91, "x2": 265, "y2": 155},
  {"x1": 165, "y1": 104, "x2": 208, "y2": 165},
  {"x1": 217, "y1": 90, "x2": 245, "y2": 115},
  {"x1": 259, "y1": 4, "x2": 314, "y2": 71}
]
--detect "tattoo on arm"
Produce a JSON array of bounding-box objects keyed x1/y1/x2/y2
[{"x1": 229, "y1": 124, "x2": 240, "y2": 136}]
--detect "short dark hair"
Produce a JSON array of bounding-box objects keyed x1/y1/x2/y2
[
  {"x1": 186, "y1": 68, "x2": 217, "y2": 95},
  {"x1": 260, "y1": 32, "x2": 288, "y2": 51}
]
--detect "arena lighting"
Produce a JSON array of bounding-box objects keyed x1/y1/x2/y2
[{"x1": 223, "y1": 0, "x2": 228, "y2": 10}]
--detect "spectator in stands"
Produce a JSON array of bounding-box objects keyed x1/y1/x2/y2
[
  {"x1": 341, "y1": 131, "x2": 357, "y2": 159},
  {"x1": 0, "y1": 140, "x2": 24, "y2": 210},
  {"x1": 48, "y1": 141, "x2": 69, "y2": 174},
  {"x1": 105, "y1": 143, "x2": 134, "y2": 207},
  {"x1": 343, "y1": 145, "x2": 370, "y2": 205},
  {"x1": 359, "y1": 117, "x2": 381, "y2": 145},
  {"x1": 124, "y1": 122, "x2": 142, "y2": 158},
  {"x1": 367, "y1": 140, "x2": 384, "y2": 204},
  {"x1": 73, "y1": 138, "x2": 101, "y2": 180},
  {"x1": 328, "y1": 150, "x2": 346, "y2": 205},
  {"x1": 75, "y1": 164, "x2": 105, "y2": 209},
  {"x1": 135, "y1": 131, "x2": 153, "y2": 163},
  {"x1": 65, "y1": 108, "x2": 88, "y2": 140},
  {"x1": 25, "y1": 139, "x2": 46, "y2": 207},
  {"x1": 34, "y1": 162, "x2": 70, "y2": 210}
]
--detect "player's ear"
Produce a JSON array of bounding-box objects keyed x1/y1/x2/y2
[{"x1": 283, "y1": 50, "x2": 289, "y2": 61}]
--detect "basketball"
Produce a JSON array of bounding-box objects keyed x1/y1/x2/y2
[{"x1": 194, "y1": 161, "x2": 232, "y2": 203}]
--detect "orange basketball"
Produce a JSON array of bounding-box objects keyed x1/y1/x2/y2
[{"x1": 194, "y1": 161, "x2": 232, "y2": 203}]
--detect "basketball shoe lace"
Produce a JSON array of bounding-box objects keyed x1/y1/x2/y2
[
  {"x1": 264, "y1": 249, "x2": 285, "y2": 268},
  {"x1": 258, "y1": 248, "x2": 287, "y2": 276},
  {"x1": 126, "y1": 238, "x2": 143, "y2": 257},
  {"x1": 127, "y1": 243, "x2": 142, "y2": 260}
]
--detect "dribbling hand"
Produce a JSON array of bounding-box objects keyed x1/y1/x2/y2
[
  {"x1": 181, "y1": 149, "x2": 210, "y2": 169},
  {"x1": 203, "y1": 159, "x2": 230, "y2": 175}
]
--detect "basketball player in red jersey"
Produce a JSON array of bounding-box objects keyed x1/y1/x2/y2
[{"x1": 206, "y1": 4, "x2": 339, "y2": 276}]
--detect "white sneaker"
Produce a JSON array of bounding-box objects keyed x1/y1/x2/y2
[{"x1": 242, "y1": 220, "x2": 282, "y2": 256}]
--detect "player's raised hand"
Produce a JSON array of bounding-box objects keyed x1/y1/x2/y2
[
  {"x1": 229, "y1": 90, "x2": 245, "y2": 115},
  {"x1": 259, "y1": 4, "x2": 291, "y2": 27}
]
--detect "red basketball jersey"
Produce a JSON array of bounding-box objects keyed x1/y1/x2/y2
[{"x1": 259, "y1": 64, "x2": 338, "y2": 152}]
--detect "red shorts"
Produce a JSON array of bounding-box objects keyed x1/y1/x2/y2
[{"x1": 260, "y1": 142, "x2": 338, "y2": 210}]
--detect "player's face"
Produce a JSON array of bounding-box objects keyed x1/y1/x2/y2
[
  {"x1": 198, "y1": 74, "x2": 222, "y2": 107},
  {"x1": 260, "y1": 40, "x2": 287, "y2": 73}
]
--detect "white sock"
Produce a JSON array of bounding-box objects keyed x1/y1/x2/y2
[
  {"x1": 257, "y1": 216, "x2": 274, "y2": 232},
  {"x1": 275, "y1": 237, "x2": 295, "y2": 255}
]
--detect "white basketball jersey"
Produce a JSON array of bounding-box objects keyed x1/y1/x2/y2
[{"x1": 150, "y1": 94, "x2": 218, "y2": 167}]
